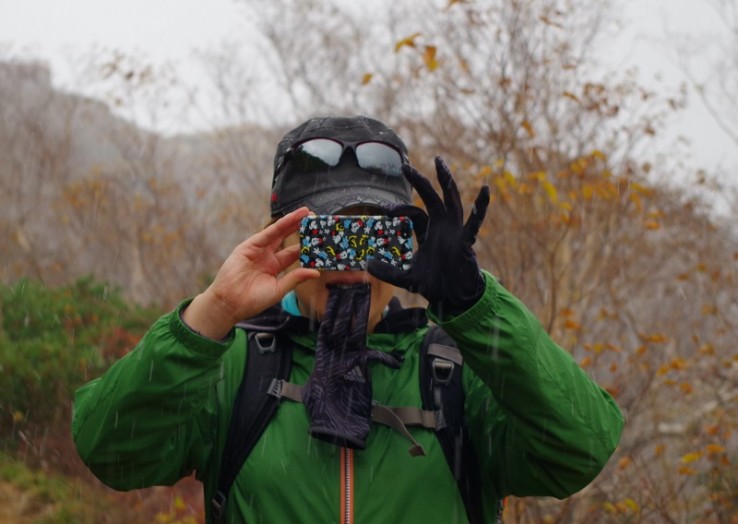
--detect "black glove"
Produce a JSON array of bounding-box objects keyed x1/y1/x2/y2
[
  {"x1": 302, "y1": 283, "x2": 402, "y2": 449},
  {"x1": 368, "y1": 157, "x2": 490, "y2": 318}
]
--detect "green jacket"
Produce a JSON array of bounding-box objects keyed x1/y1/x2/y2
[{"x1": 73, "y1": 273, "x2": 623, "y2": 523}]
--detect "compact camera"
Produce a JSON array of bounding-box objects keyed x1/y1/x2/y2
[{"x1": 298, "y1": 215, "x2": 413, "y2": 271}]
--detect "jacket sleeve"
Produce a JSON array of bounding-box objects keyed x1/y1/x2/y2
[
  {"x1": 72, "y1": 300, "x2": 237, "y2": 490},
  {"x1": 431, "y1": 272, "x2": 624, "y2": 500}
]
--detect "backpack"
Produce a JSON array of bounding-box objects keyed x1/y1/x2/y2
[{"x1": 211, "y1": 323, "x2": 488, "y2": 524}]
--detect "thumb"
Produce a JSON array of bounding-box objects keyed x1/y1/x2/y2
[
  {"x1": 276, "y1": 268, "x2": 320, "y2": 297},
  {"x1": 367, "y1": 258, "x2": 412, "y2": 289}
]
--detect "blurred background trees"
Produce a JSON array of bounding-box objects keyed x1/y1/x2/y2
[{"x1": 1, "y1": 0, "x2": 737, "y2": 522}]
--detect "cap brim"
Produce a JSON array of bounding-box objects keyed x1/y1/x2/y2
[
  {"x1": 271, "y1": 159, "x2": 412, "y2": 217},
  {"x1": 297, "y1": 187, "x2": 408, "y2": 215}
]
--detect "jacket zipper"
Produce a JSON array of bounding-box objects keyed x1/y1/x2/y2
[{"x1": 340, "y1": 447, "x2": 354, "y2": 524}]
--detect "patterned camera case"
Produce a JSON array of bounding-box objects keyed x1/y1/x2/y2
[{"x1": 298, "y1": 215, "x2": 414, "y2": 271}]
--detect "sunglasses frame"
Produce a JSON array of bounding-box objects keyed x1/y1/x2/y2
[{"x1": 276, "y1": 137, "x2": 409, "y2": 176}]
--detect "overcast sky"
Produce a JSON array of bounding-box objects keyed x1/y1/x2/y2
[{"x1": 1, "y1": 0, "x2": 735, "y2": 186}]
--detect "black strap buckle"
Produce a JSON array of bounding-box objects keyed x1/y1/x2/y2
[
  {"x1": 431, "y1": 358, "x2": 455, "y2": 385},
  {"x1": 253, "y1": 332, "x2": 277, "y2": 354},
  {"x1": 211, "y1": 490, "x2": 227, "y2": 520}
]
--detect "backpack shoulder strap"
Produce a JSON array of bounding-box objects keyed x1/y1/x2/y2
[
  {"x1": 419, "y1": 325, "x2": 485, "y2": 524},
  {"x1": 211, "y1": 330, "x2": 294, "y2": 523},
  {"x1": 212, "y1": 322, "x2": 489, "y2": 522}
]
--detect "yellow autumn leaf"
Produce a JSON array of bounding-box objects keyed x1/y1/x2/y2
[
  {"x1": 395, "y1": 32, "x2": 421, "y2": 52},
  {"x1": 494, "y1": 170, "x2": 517, "y2": 189},
  {"x1": 629, "y1": 192, "x2": 643, "y2": 211},
  {"x1": 423, "y1": 45, "x2": 439, "y2": 71},
  {"x1": 477, "y1": 165, "x2": 493, "y2": 178},
  {"x1": 542, "y1": 180, "x2": 558, "y2": 203},
  {"x1": 570, "y1": 157, "x2": 588, "y2": 175},
  {"x1": 590, "y1": 149, "x2": 607, "y2": 161},
  {"x1": 669, "y1": 357, "x2": 689, "y2": 370},
  {"x1": 640, "y1": 333, "x2": 668, "y2": 344},
  {"x1": 644, "y1": 220, "x2": 661, "y2": 230},
  {"x1": 529, "y1": 171, "x2": 547, "y2": 181},
  {"x1": 521, "y1": 120, "x2": 535, "y2": 137},
  {"x1": 681, "y1": 451, "x2": 701, "y2": 464},
  {"x1": 630, "y1": 181, "x2": 654, "y2": 196},
  {"x1": 623, "y1": 498, "x2": 640, "y2": 512},
  {"x1": 361, "y1": 73, "x2": 373, "y2": 85},
  {"x1": 705, "y1": 443, "x2": 725, "y2": 455}
]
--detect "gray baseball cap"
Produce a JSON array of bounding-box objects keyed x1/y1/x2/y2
[{"x1": 270, "y1": 116, "x2": 412, "y2": 217}]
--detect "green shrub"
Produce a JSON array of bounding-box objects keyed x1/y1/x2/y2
[
  {"x1": 0, "y1": 452, "x2": 156, "y2": 524},
  {"x1": 0, "y1": 277, "x2": 159, "y2": 441}
]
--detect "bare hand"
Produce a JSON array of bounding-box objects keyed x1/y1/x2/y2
[{"x1": 182, "y1": 207, "x2": 320, "y2": 339}]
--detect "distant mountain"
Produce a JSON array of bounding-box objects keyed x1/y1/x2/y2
[{"x1": 0, "y1": 60, "x2": 281, "y2": 304}]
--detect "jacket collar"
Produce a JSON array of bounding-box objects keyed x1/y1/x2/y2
[{"x1": 236, "y1": 297, "x2": 428, "y2": 334}]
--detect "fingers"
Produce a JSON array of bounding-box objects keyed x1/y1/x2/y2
[
  {"x1": 463, "y1": 185, "x2": 490, "y2": 245},
  {"x1": 250, "y1": 207, "x2": 311, "y2": 249},
  {"x1": 274, "y1": 243, "x2": 302, "y2": 271},
  {"x1": 434, "y1": 157, "x2": 463, "y2": 226},
  {"x1": 404, "y1": 156, "x2": 489, "y2": 247},
  {"x1": 402, "y1": 164, "x2": 445, "y2": 217}
]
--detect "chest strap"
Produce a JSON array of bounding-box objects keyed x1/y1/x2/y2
[{"x1": 268, "y1": 378, "x2": 438, "y2": 457}]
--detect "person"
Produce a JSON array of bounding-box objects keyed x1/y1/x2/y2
[{"x1": 72, "y1": 115, "x2": 623, "y2": 523}]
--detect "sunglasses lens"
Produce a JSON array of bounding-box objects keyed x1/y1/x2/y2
[
  {"x1": 292, "y1": 139, "x2": 343, "y2": 172},
  {"x1": 355, "y1": 142, "x2": 404, "y2": 176}
]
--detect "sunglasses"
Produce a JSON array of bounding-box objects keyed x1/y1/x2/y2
[{"x1": 279, "y1": 138, "x2": 408, "y2": 177}]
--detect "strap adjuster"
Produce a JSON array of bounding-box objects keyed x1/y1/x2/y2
[
  {"x1": 253, "y1": 332, "x2": 277, "y2": 354},
  {"x1": 431, "y1": 358, "x2": 454, "y2": 385},
  {"x1": 212, "y1": 490, "x2": 227, "y2": 519},
  {"x1": 267, "y1": 378, "x2": 283, "y2": 398}
]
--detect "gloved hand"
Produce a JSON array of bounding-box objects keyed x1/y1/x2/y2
[
  {"x1": 302, "y1": 283, "x2": 402, "y2": 449},
  {"x1": 368, "y1": 157, "x2": 490, "y2": 318}
]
